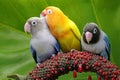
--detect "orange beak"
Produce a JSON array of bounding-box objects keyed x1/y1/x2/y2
[{"x1": 40, "y1": 10, "x2": 46, "y2": 17}]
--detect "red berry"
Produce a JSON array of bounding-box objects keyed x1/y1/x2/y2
[
  {"x1": 29, "y1": 71, "x2": 33, "y2": 75},
  {"x1": 55, "y1": 71, "x2": 58, "y2": 74},
  {"x1": 104, "y1": 72, "x2": 108, "y2": 75},
  {"x1": 103, "y1": 59, "x2": 107, "y2": 63},
  {"x1": 112, "y1": 78, "x2": 115, "y2": 80},
  {"x1": 46, "y1": 74, "x2": 50, "y2": 78},
  {"x1": 65, "y1": 61, "x2": 68, "y2": 64},
  {"x1": 59, "y1": 68, "x2": 63, "y2": 71},
  {"x1": 118, "y1": 78, "x2": 120, "y2": 80},
  {"x1": 82, "y1": 61, "x2": 86, "y2": 64},
  {"x1": 88, "y1": 56, "x2": 92, "y2": 60},
  {"x1": 55, "y1": 62, "x2": 59, "y2": 66},
  {"x1": 86, "y1": 66, "x2": 89, "y2": 70},
  {"x1": 51, "y1": 71, "x2": 54, "y2": 74},
  {"x1": 98, "y1": 69, "x2": 103, "y2": 74},
  {"x1": 97, "y1": 62, "x2": 101, "y2": 66},
  {"x1": 99, "y1": 56, "x2": 103, "y2": 60},
  {"x1": 88, "y1": 75, "x2": 92, "y2": 80},
  {"x1": 68, "y1": 66, "x2": 72, "y2": 70},
  {"x1": 78, "y1": 64, "x2": 82, "y2": 72},
  {"x1": 33, "y1": 76, "x2": 37, "y2": 79},
  {"x1": 98, "y1": 77, "x2": 101, "y2": 80},
  {"x1": 40, "y1": 77, "x2": 44, "y2": 80},
  {"x1": 74, "y1": 60, "x2": 78, "y2": 65},
  {"x1": 40, "y1": 64, "x2": 44, "y2": 68},
  {"x1": 113, "y1": 71, "x2": 118, "y2": 75},
  {"x1": 73, "y1": 70, "x2": 77, "y2": 78},
  {"x1": 83, "y1": 56, "x2": 87, "y2": 59}
]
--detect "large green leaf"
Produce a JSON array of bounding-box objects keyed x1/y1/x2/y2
[{"x1": 0, "y1": 0, "x2": 120, "y2": 80}]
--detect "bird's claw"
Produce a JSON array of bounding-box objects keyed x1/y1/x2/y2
[
  {"x1": 70, "y1": 49, "x2": 77, "y2": 53},
  {"x1": 37, "y1": 63, "x2": 41, "y2": 67}
]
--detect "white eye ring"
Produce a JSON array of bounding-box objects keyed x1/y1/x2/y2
[
  {"x1": 31, "y1": 21, "x2": 37, "y2": 26},
  {"x1": 93, "y1": 28, "x2": 97, "y2": 34},
  {"x1": 47, "y1": 9, "x2": 52, "y2": 14}
]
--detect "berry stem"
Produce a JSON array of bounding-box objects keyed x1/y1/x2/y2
[{"x1": 10, "y1": 50, "x2": 120, "y2": 80}]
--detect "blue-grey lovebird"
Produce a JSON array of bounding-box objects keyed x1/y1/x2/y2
[
  {"x1": 81, "y1": 22, "x2": 111, "y2": 79},
  {"x1": 24, "y1": 17, "x2": 60, "y2": 64}
]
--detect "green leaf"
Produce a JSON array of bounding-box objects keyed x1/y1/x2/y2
[{"x1": 0, "y1": 0, "x2": 120, "y2": 80}]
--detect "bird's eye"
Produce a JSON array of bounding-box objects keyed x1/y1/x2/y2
[
  {"x1": 31, "y1": 21, "x2": 37, "y2": 25},
  {"x1": 93, "y1": 28, "x2": 97, "y2": 34},
  {"x1": 47, "y1": 9, "x2": 52, "y2": 14}
]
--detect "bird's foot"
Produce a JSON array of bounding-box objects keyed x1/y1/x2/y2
[
  {"x1": 58, "y1": 52, "x2": 62, "y2": 55},
  {"x1": 36, "y1": 63, "x2": 41, "y2": 67},
  {"x1": 52, "y1": 54, "x2": 55, "y2": 57},
  {"x1": 50, "y1": 54, "x2": 55, "y2": 59},
  {"x1": 70, "y1": 49, "x2": 78, "y2": 53}
]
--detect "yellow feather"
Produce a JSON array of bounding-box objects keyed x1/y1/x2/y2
[
  {"x1": 43, "y1": 6, "x2": 81, "y2": 52},
  {"x1": 56, "y1": 19, "x2": 81, "y2": 52}
]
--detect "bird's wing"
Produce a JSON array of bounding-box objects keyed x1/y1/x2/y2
[
  {"x1": 70, "y1": 21, "x2": 81, "y2": 41},
  {"x1": 101, "y1": 32, "x2": 111, "y2": 60},
  {"x1": 54, "y1": 41, "x2": 60, "y2": 55},
  {"x1": 30, "y1": 45, "x2": 37, "y2": 63}
]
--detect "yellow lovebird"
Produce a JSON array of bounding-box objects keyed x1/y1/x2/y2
[{"x1": 40, "y1": 6, "x2": 81, "y2": 52}]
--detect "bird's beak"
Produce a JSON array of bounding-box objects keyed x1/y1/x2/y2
[
  {"x1": 40, "y1": 10, "x2": 46, "y2": 17},
  {"x1": 24, "y1": 22, "x2": 31, "y2": 33},
  {"x1": 85, "y1": 31, "x2": 93, "y2": 44}
]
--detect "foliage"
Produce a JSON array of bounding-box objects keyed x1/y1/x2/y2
[{"x1": 0, "y1": 0, "x2": 120, "y2": 80}]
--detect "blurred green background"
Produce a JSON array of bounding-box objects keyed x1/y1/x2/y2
[{"x1": 0, "y1": 0, "x2": 120, "y2": 80}]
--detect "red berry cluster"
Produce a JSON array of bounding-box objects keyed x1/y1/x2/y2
[{"x1": 26, "y1": 50, "x2": 120, "y2": 80}]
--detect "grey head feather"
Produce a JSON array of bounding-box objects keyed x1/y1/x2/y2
[
  {"x1": 27, "y1": 17, "x2": 48, "y2": 36},
  {"x1": 83, "y1": 22, "x2": 101, "y2": 44}
]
